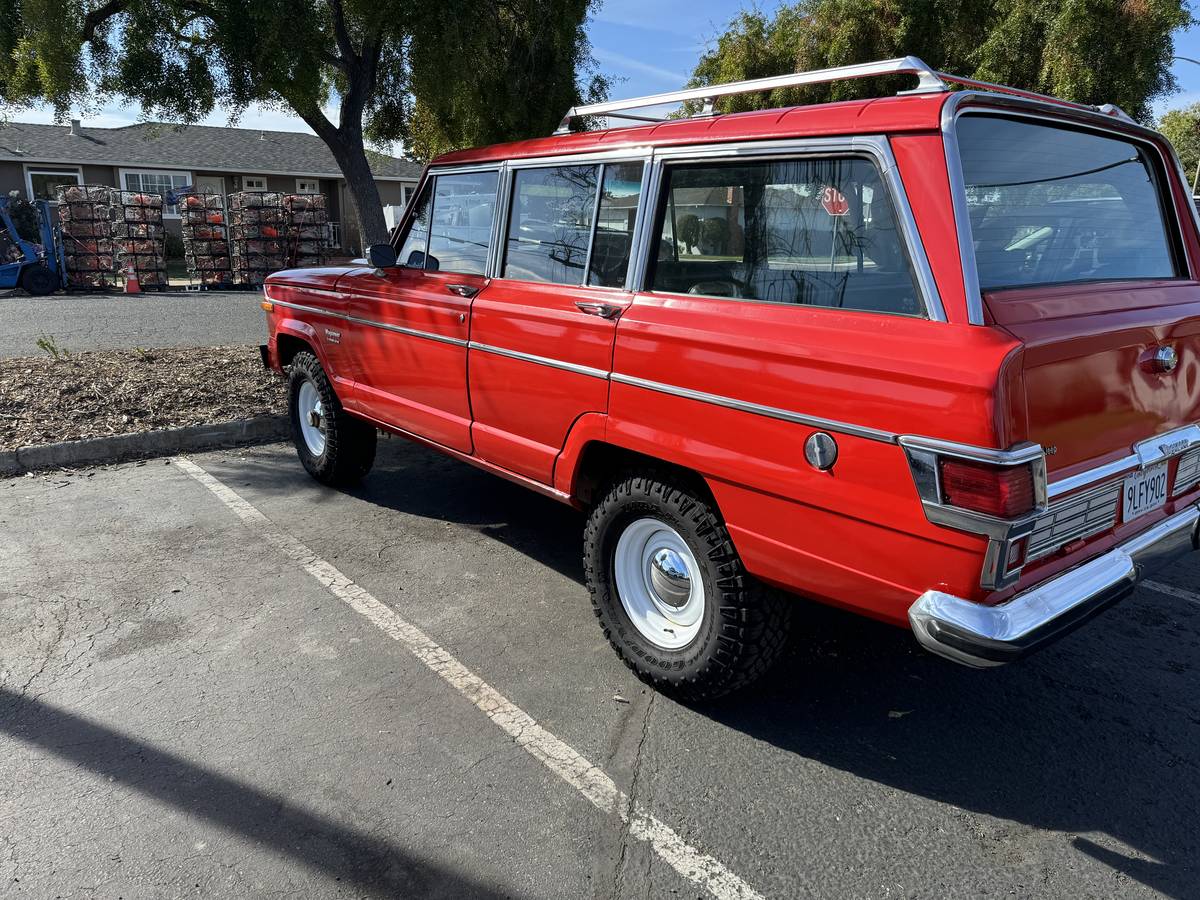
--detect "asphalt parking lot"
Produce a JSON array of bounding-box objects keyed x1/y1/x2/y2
[
  {"x1": 0, "y1": 292, "x2": 265, "y2": 357},
  {"x1": 3, "y1": 438, "x2": 1199, "y2": 898}
]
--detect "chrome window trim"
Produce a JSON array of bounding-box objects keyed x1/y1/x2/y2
[
  {"x1": 632, "y1": 136, "x2": 947, "y2": 322},
  {"x1": 424, "y1": 162, "x2": 506, "y2": 177},
  {"x1": 943, "y1": 92, "x2": 1196, "y2": 325},
  {"x1": 505, "y1": 148, "x2": 655, "y2": 169},
  {"x1": 468, "y1": 341, "x2": 609, "y2": 379}
]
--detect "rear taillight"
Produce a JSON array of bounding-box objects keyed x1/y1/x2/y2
[{"x1": 939, "y1": 458, "x2": 1035, "y2": 519}]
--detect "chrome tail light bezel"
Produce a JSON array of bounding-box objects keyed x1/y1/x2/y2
[{"x1": 900, "y1": 436, "x2": 1048, "y2": 591}]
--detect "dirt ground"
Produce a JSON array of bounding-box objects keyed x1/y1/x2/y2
[{"x1": 0, "y1": 344, "x2": 285, "y2": 450}]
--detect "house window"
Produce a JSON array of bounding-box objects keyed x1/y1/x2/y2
[
  {"x1": 243, "y1": 176, "x2": 268, "y2": 190},
  {"x1": 120, "y1": 169, "x2": 192, "y2": 216},
  {"x1": 296, "y1": 179, "x2": 320, "y2": 194},
  {"x1": 26, "y1": 168, "x2": 83, "y2": 201}
]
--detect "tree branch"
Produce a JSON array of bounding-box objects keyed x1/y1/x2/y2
[
  {"x1": 81, "y1": 0, "x2": 130, "y2": 41},
  {"x1": 327, "y1": 0, "x2": 360, "y2": 68}
]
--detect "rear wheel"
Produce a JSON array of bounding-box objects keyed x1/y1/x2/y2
[
  {"x1": 287, "y1": 351, "x2": 375, "y2": 485},
  {"x1": 20, "y1": 265, "x2": 57, "y2": 296},
  {"x1": 583, "y1": 471, "x2": 791, "y2": 701}
]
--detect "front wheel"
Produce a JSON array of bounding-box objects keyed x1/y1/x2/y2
[
  {"x1": 287, "y1": 351, "x2": 376, "y2": 485},
  {"x1": 583, "y1": 472, "x2": 791, "y2": 701},
  {"x1": 21, "y1": 264, "x2": 58, "y2": 296}
]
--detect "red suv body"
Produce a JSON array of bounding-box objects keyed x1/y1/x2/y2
[{"x1": 262, "y1": 60, "x2": 1200, "y2": 696}]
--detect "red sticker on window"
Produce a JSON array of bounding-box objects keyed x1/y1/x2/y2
[{"x1": 820, "y1": 186, "x2": 849, "y2": 217}]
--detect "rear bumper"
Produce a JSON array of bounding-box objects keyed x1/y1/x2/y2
[{"x1": 909, "y1": 502, "x2": 1200, "y2": 667}]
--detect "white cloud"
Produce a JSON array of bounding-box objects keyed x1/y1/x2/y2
[{"x1": 593, "y1": 48, "x2": 688, "y2": 86}]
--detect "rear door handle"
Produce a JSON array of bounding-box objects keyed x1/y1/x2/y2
[
  {"x1": 446, "y1": 283, "x2": 479, "y2": 298},
  {"x1": 575, "y1": 300, "x2": 623, "y2": 319}
]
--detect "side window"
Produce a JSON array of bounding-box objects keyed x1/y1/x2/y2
[
  {"x1": 396, "y1": 181, "x2": 432, "y2": 268},
  {"x1": 503, "y1": 165, "x2": 598, "y2": 284},
  {"x1": 588, "y1": 162, "x2": 644, "y2": 288},
  {"x1": 427, "y1": 171, "x2": 499, "y2": 275},
  {"x1": 649, "y1": 157, "x2": 923, "y2": 316}
]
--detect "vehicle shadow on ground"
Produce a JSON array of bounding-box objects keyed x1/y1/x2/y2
[
  {"x1": 223, "y1": 438, "x2": 587, "y2": 587},
  {"x1": 0, "y1": 687, "x2": 510, "y2": 898},
  {"x1": 696, "y1": 596, "x2": 1200, "y2": 899}
]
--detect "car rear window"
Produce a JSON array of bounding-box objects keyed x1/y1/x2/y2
[{"x1": 957, "y1": 115, "x2": 1181, "y2": 291}]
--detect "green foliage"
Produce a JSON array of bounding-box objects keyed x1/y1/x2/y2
[
  {"x1": 1159, "y1": 102, "x2": 1200, "y2": 184},
  {"x1": 0, "y1": 1, "x2": 604, "y2": 243},
  {"x1": 35, "y1": 334, "x2": 68, "y2": 359},
  {"x1": 688, "y1": 1, "x2": 1192, "y2": 123}
]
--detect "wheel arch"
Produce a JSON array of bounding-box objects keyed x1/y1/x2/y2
[
  {"x1": 274, "y1": 320, "x2": 326, "y2": 370},
  {"x1": 560, "y1": 438, "x2": 719, "y2": 511}
]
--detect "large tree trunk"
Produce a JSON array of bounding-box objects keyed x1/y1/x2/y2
[{"x1": 327, "y1": 137, "x2": 391, "y2": 251}]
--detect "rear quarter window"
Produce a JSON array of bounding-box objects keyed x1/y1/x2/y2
[{"x1": 957, "y1": 115, "x2": 1182, "y2": 291}]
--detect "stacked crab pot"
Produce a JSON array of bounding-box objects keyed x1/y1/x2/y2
[
  {"x1": 229, "y1": 191, "x2": 289, "y2": 285},
  {"x1": 179, "y1": 193, "x2": 233, "y2": 286},
  {"x1": 283, "y1": 193, "x2": 329, "y2": 267},
  {"x1": 56, "y1": 184, "x2": 117, "y2": 290},
  {"x1": 112, "y1": 191, "x2": 168, "y2": 288}
]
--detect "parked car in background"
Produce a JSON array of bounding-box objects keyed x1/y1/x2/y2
[{"x1": 261, "y1": 57, "x2": 1200, "y2": 698}]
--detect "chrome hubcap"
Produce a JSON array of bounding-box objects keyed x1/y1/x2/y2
[
  {"x1": 613, "y1": 518, "x2": 705, "y2": 650},
  {"x1": 297, "y1": 380, "x2": 327, "y2": 457}
]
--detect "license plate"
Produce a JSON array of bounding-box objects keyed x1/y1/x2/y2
[{"x1": 1123, "y1": 463, "x2": 1168, "y2": 522}]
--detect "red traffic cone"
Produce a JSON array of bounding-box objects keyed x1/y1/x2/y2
[{"x1": 124, "y1": 262, "x2": 141, "y2": 294}]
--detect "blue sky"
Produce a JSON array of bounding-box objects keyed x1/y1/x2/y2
[{"x1": 13, "y1": 1, "x2": 1200, "y2": 134}]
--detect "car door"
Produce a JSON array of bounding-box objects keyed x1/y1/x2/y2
[
  {"x1": 341, "y1": 168, "x2": 500, "y2": 453},
  {"x1": 467, "y1": 159, "x2": 648, "y2": 483}
]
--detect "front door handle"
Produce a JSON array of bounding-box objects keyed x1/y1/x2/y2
[
  {"x1": 446, "y1": 283, "x2": 479, "y2": 299},
  {"x1": 575, "y1": 300, "x2": 623, "y2": 319}
]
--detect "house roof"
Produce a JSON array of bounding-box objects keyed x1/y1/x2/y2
[{"x1": 0, "y1": 120, "x2": 422, "y2": 181}]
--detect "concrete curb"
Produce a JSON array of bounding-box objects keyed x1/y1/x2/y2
[{"x1": 1, "y1": 415, "x2": 289, "y2": 477}]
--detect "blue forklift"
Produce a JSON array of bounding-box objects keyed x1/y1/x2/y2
[{"x1": 0, "y1": 196, "x2": 66, "y2": 295}]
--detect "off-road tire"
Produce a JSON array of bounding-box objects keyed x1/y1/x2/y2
[
  {"x1": 20, "y1": 264, "x2": 57, "y2": 296},
  {"x1": 583, "y1": 471, "x2": 791, "y2": 701},
  {"x1": 288, "y1": 351, "x2": 376, "y2": 485}
]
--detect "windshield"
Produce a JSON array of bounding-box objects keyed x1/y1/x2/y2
[{"x1": 957, "y1": 114, "x2": 1181, "y2": 291}]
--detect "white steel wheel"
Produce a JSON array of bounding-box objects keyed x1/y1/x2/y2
[
  {"x1": 612, "y1": 517, "x2": 706, "y2": 650},
  {"x1": 297, "y1": 379, "x2": 327, "y2": 457}
]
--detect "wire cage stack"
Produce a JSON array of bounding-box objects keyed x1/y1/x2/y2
[
  {"x1": 56, "y1": 184, "x2": 116, "y2": 290},
  {"x1": 229, "y1": 191, "x2": 288, "y2": 285},
  {"x1": 283, "y1": 193, "x2": 329, "y2": 267},
  {"x1": 112, "y1": 191, "x2": 168, "y2": 289},
  {"x1": 179, "y1": 193, "x2": 233, "y2": 287}
]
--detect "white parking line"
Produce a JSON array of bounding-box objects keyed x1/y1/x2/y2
[
  {"x1": 1142, "y1": 580, "x2": 1200, "y2": 605},
  {"x1": 173, "y1": 456, "x2": 765, "y2": 900}
]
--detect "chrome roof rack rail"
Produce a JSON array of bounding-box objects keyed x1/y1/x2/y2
[
  {"x1": 553, "y1": 56, "x2": 947, "y2": 134},
  {"x1": 553, "y1": 55, "x2": 1134, "y2": 134}
]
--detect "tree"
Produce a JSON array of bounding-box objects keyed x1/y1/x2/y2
[
  {"x1": 686, "y1": 1, "x2": 1191, "y2": 124},
  {"x1": 677, "y1": 213, "x2": 700, "y2": 253},
  {"x1": 0, "y1": 0, "x2": 605, "y2": 246},
  {"x1": 1159, "y1": 103, "x2": 1200, "y2": 188}
]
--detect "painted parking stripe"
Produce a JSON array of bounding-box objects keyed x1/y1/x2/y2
[
  {"x1": 172, "y1": 456, "x2": 764, "y2": 900},
  {"x1": 1142, "y1": 580, "x2": 1200, "y2": 605}
]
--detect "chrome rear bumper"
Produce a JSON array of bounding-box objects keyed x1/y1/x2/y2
[{"x1": 909, "y1": 503, "x2": 1200, "y2": 667}]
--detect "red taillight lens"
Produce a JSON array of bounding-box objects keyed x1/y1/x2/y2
[{"x1": 939, "y1": 458, "x2": 1035, "y2": 518}]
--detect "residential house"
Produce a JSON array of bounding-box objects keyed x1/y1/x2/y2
[{"x1": 0, "y1": 119, "x2": 422, "y2": 253}]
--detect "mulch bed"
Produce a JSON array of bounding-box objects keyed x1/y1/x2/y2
[{"x1": 0, "y1": 345, "x2": 286, "y2": 451}]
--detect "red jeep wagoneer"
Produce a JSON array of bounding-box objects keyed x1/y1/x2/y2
[{"x1": 261, "y1": 58, "x2": 1200, "y2": 699}]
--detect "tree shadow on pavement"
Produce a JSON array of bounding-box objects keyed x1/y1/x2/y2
[
  {"x1": 692, "y1": 598, "x2": 1200, "y2": 899},
  {"x1": 0, "y1": 686, "x2": 511, "y2": 898}
]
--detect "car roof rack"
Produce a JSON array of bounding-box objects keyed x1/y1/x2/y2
[{"x1": 552, "y1": 56, "x2": 1132, "y2": 134}]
